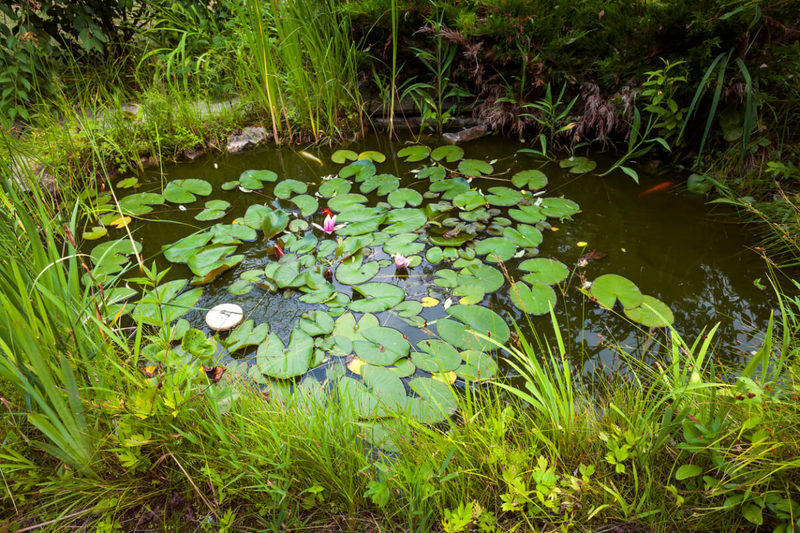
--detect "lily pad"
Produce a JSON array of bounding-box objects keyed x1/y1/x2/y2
[
  {"x1": 559, "y1": 156, "x2": 597, "y2": 174},
  {"x1": 384, "y1": 233, "x2": 424, "y2": 257},
  {"x1": 82, "y1": 226, "x2": 108, "y2": 240},
  {"x1": 474, "y1": 238, "x2": 517, "y2": 262},
  {"x1": 354, "y1": 326, "x2": 410, "y2": 366},
  {"x1": 383, "y1": 208, "x2": 427, "y2": 234},
  {"x1": 407, "y1": 377, "x2": 456, "y2": 419},
  {"x1": 519, "y1": 258, "x2": 569, "y2": 285},
  {"x1": 256, "y1": 329, "x2": 313, "y2": 379},
  {"x1": 350, "y1": 283, "x2": 405, "y2": 313},
  {"x1": 358, "y1": 150, "x2": 386, "y2": 163},
  {"x1": 429, "y1": 178, "x2": 470, "y2": 200},
  {"x1": 328, "y1": 193, "x2": 368, "y2": 212},
  {"x1": 225, "y1": 320, "x2": 270, "y2": 353},
  {"x1": 388, "y1": 188, "x2": 423, "y2": 208},
  {"x1": 163, "y1": 179, "x2": 212, "y2": 204},
  {"x1": 503, "y1": 224, "x2": 543, "y2": 248},
  {"x1": 418, "y1": 166, "x2": 447, "y2": 182},
  {"x1": 360, "y1": 173, "x2": 399, "y2": 195},
  {"x1": 298, "y1": 310, "x2": 336, "y2": 336},
  {"x1": 195, "y1": 199, "x2": 230, "y2": 221},
  {"x1": 274, "y1": 179, "x2": 307, "y2": 199},
  {"x1": 456, "y1": 350, "x2": 498, "y2": 381},
  {"x1": 339, "y1": 160, "x2": 376, "y2": 180},
  {"x1": 458, "y1": 159, "x2": 493, "y2": 177},
  {"x1": 486, "y1": 186, "x2": 523, "y2": 207},
  {"x1": 319, "y1": 178, "x2": 352, "y2": 198},
  {"x1": 239, "y1": 169, "x2": 278, "y2": 189},
  {"x1": 163, "y1": 232, "x2": 213, "y2": 263},
  {"x1": 132, "y1": 279, "x2": 202, "y2": 326},
  {"x1": 453, "y1": 190, "x2": 486, "y2": 211},
  {"x1": 331, "y1": 149, "x2": 358, "y2": 164},
  {"x1": 397, "y1": 145, "x2": 431, "y2": 162},
  {"x1": 509, "y1": 205, "x2": 546, "y2": 224},
  {"x1": 209, "y1": 223, "x2": 258, "y2": 244},
  {"x1": 412, "y1": 339, "x2": 461, "y2": 373},
  {"x1": 430, "y1": 145, "x2": 464, "y2": 163},
  {"x1": 292, "y1": 194, "x2": 319, "y2": 217},
  {"x1": 623, "y1": 295, "x2": 675, "y2": 327},
  {"x1": 512, "y1": 169, "x2": 548, "y2": 190},
  {"x1": 590, "y1": 274, "x2": 643, "y2": 310},
  {"x1": 335, "y1": 256, "x2": 380, "y2": 285},
  {"x1": 118, "y1": 192, "x2": 165, "y2": 216},
  {"x1": 447, "y1": 305, "x2": 510, "y2": 345},
  {"x1": 539, "y1": 198, "x2": 580, "y2": 218},
  {"x1": 509, "y1": 280, "x2": 557, "y2": 315}
]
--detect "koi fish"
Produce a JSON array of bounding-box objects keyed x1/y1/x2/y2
[
  {"x1": 322, "y1": 207, "x2": 334, "y2": 218},
  {"x1": 637, "y1": 180, "x2": 675, "y2": 199}
]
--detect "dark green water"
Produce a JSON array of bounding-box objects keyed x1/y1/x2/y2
[{"x1": 121, "y1": 133, "x2": 772, "y2": 377}]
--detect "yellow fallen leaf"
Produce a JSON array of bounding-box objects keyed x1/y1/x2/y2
[
  {"x1": 550, "y1": 226, "x2": 559, "y2": 231},
  {"x1": 421, "y1": 296, "x2": 439, "y2": 308},
  {"x1": 577, "y1": 241, "x2": 588, "y2": 247},
  {"x1": 621, "y1": 247, "x2": 627, "y2": 253},
  {"x1": 346, "y1": 357, "x2": 366, "y2": 376},
  {"x1": 109, "y1": 216, "x2": 131, "y2": 229},
  {"x1": 432, "y1": 371, "x2": 457, "y2": 384},
  {"x1": 299, "y1": 150, "x2": 323, "y2": 165}
]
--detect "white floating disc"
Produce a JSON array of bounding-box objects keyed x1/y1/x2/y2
[{"x1": 205, "y1": 303, "x2": 244, "y2": 332}]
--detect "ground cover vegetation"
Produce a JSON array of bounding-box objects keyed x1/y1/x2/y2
[{"x1": 1, "y1": 0, "x2": 800, "y2": 531}]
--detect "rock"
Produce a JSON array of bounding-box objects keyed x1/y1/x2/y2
[
  {"x1": 8, "y1": 155, "x2": 57, "y2": 195},
  {"x1": 442, "y1": 124, "x2": 488, "y2": 145},
  {"x1": 227, "y1": 126, "x2": 269, "y2": 153},
  {"x1": 206, "y1": 303, "x2": 244, "y2": 332},
  {"x1": 184, "y1": 147, "x2": 206, "y2": 160}
]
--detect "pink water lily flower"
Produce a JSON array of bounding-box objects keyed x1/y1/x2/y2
[
  {"x1": 393, "y1": 253, "x2": 412, "y2": 269},
  {"x1": 312, "y1": 213, "x2": 345, "y2": 234}
]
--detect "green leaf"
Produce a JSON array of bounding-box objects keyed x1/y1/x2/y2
[
  {"x1": 675, "y1": 464, "x2": 703, "y2": 480},
  {"x1": 388, "y1": 188, "x2": 423, "y2": 208},
  {"x1": 298, "y1": 310, "x2": 335, "y2": 336},
  {"x1": 274, "y1": 179, "x2": 307, "y2": 199},
  {"x1": 256, "y1": 330, "x2": 314, "y2": 379},
  {"x1": 354, "y1": 326, "x2": 410, "y2": 366},
  {"x1": 519, "y1": 258, "x2": 569, "y2": 285},
  {"x1": 335, "y1": 256, "x2": 379, "y2": 285},
  {"x1": 591, "y1": 274, "x2": 643, "y2": 309},
  {"x1": 292, "y1": 194, "x2": 319, "y2": 217},
  {"x1": 358, "y1": 150, "x2": 386, "y2": 163},
  {"x1": 339, "y1": 160, "x2": 376, "y2": 180},
  {"x1": 508, "y1": 205, "x2": 546, "y2": 224},
  {"x1": 512, "y1": 169, "x2": 548, "y2": 190},
  {"x1": 319, "y1": 178, "x2": 352, "y2": 198},
  {"x1": 453, "y1": 190, "x2": 486, "y2": 211},
  {"x1": 360, "y1": 173, "x2": 399, "y2": 195},
  {"x1": 182, "y1": 329, "x2": 217, "y2": 364},
  {"x1": 456, "y1": 350, "x2": 498, "y2": 381},
  {"x1": 623, "y1": 295, "x2": 675, "y2": 327},
  {"x1": 430, "y1": 145, "x2": 464, "y2": 163},
  {"x1": 486, "y1": 186, "x2": 523, "y2": 207},
  {"x1": 239, "y1": 169, "x2": 278, "y2": 189},
  {"x1": 163, "y1": 179, "x2": 212, "y2": 203},
  {"x1": 503, "y1": 224, "x2": 543, "y2": 248},
  {"x1": 383, "y1": 208, "x2": 427, "y2": 234},
  {"x1": 408, "y1": 377, "x2": 456, "y2": 419},
  {"x1": 210, "y1": 223, "x2": 257, "y2": 244},
  {"x1": 447, "y1": 304, "x2": 510, "y2": 345},
  {"x1": 225, "y1": 320, "x2": 270, "y2": 353},
  {"x1": 474, "y1": 238, "x2": 516, "y2": 262},
  {"x1": 412, "y1": 340, "x2": 461, "y2": 372},
  {"x1": 418, "y1": 165, "x2": 446, "y2": 181},
  {"x1": 350, "y1": 283, "x2": 405, "y2": 313},
  {"x1": 118, "y1": 192, "x2": 165, "y2": 216},
  {"x1": 82, "y1": 226, "x2": 108, "y2": 240},
  {"x1": 195, "y1": 199, "x2": 230, "y2": 221},
  {"x1": 397, "y1": 145, "x2": 431, "y2": 162},
  {"x1": 331, "y1": 149, "x2": 358, "y2": 164},
  {"x1": 328, "y1": 193, "x2": 368, "y2": 212},
  {"x1": 559, "y1": 156, "x2": 596, "y2": 174},
  {"x1": 132, "y1": 280, "x2": 202, "y2": 326},
  {"x1": 261, "y1": 209, "x2": 290, "y2": 239},
  {"x1": 429, "y1": 178, "x2": 470, "y2": 200},
  {"x1": 163, "y1": 232, "x2": 212, "y2": 263},
  {"x1": 458, "y1": 159, "x2": 493, "y2": 177},
  {"x1": 539, "y1": 197, "x2": 580, "y2": 218},
  {"x1": 383, "y1": 233, "x2": 424, "y2": 257},
  {"x1": 509, "y1": 280, "x2": 557, "y2": 315}
]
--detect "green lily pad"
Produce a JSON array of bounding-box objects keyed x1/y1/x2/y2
[
  {"x1": 412, "y1": 339, "x2": 461, "y2": 373},
  {"x1": 225, "y1": 320, "x2": 270, "y2": 353},
  {"x1": 90, "y1": 238, "x2": 142, "y2": 278},
  {"x1": 298, "y1": 310, "x2": 335, "y2": 336},
  {"x1": 362, "y1": 366, "x2": 407, "y2": 412},
  {"x1": 503, "y1": 224, "x2": 543, "y2": 248},
  {"x1": 319, "y1": 178, "x2": 352, "y2": 198},
  {"x1": 474, "y1": 238, "x2": 517, "y2": 262},
  {"x1": 221, "y1": 180, "x2": 239, "y2": 191},
  {"x1": 118, "y1": 192, "x2": 165, "y2": 216},
  {"x1": 397, "y1": 145, "x2": 431, "y2": 162},
  {"x1": 163, "y1": 232, "x2": 213, "y2": 263},
  {"x1": 509, "y1": 280, "x2": 557, "y2": 315},
  {"x1": 82, "y1": 226, "x2": 108, "y2": 240},
  {"x1": 274, "y1": 179, "x2": 307, "y2": 199},
  {"x1": 447, "y1": 305, "x2": 510, "y2": 344},
  {"x1": 328, "y1": 193, "x2": 368, "y2": 212},
  {"x1": 623, "y1": 295, "x2": 675, "y2": 327},
  {"x1": 590, "y1": 274, "x2": 643, "y2": 310},
  {"x1": 132, "y1": 279, "x2": 202, "y2": 326},
  {"x1": 187, "y1": 244, "x2": 243, "y2": 284},
  {"x1": 453, "y1": 190, "x2": 486, "y2": 211},
  {"x1": 519, "y1": 258, "x2": 569, "y2": 285},
  {"x1": 350, "y1": 283, "x2": 405, "y2": 313},
  {"x1": 335, "y1": 256, "x2": 379, "y2": 285},
  {"x1": 559, "y1": 156, "x2": 597, "y2": 174},
  {"x1": 509, "y1": 205, "x2": 546, "y2": 224},
  {"x1": 458, "y1": 159, "x2": 493, "y2": 177},
  {"x1": 539, "y1": 197, "x2": 580, "y2": 218},
  {"x1": 339, "y1": 160, "x2": 376, "y2": 180},
  {"x1": 116, "y1": 177, "x2": 139, "y2": 189},
  {"x1": 418, "y1": 165, "x2": 447, "y2": 182},
  {"x1": 436, "y1": 317, "x2": 489, "y2": 351},
  {"x1": 331, "y1": 149, "x2": 358, "y2": 164},
  {"x1": 360, "y1": 173, "x2": 400, "y2": 195},
  {"x1": 384, "y1": 233, "x2": 424, "y2": 257},
  {"x1": 426, "y1": 247, "x2": 444, "y2": 263},
  {"x1": 394, "y1": 300, "x2": 423, "y2": 318},
  {"x1": 163, "y1": 179, "x2": 212, "y2": 204},
  {"x1": 383, "y1": 208, "x2": 427, "y2": 234},
  {"x1": 358, "y1": 150, "x2": 386, "y2": 163},
  {"x1": 209, "y1": 223, "x2": 258, "y2": 244},
  {"x1": 244, "y1": 206, "x2": 288, "y2": 238},
  {"x1": 512, "y1": 169, "x2": 548, "y2": 190},
  {"x1": 429, "y1": 178, "x2": 470, "y2": 200},
  {"x1": 256, "y1": 329, "x2": 313, "y2": 379},
  {"x1": 456, "y1": 350, "x2": 498, "y2": 381},
  {"x1": 430, "y1": 145, "x2": 464, "y2": 163},
  {"x1": 461, "y1": 263, "x2": 505, "y2": 293},
  {"x1": 407, "y1": 377, "x2": 456, "y2": 419},
  {"x1": 354, "y1": 326, "x2": 410, "y2": 366},
  {"x1": 388, "y1": 188, "x2": 423, "y2": 208},
  {"x1": 195, "y1": 199, "x2": 230, "y2": 221},
  {"x1": 239, "y1": 169, "x2": 278, "y2": 189},
  {"x1": 486, "y1": 186, "x2": 523, "y2": 207},
  {"x1": 182, "y1": 329, "x2": 217, "y2": 364},
  {"x1": 292, "y1": 194, "x2": 319, "y2": 217}
]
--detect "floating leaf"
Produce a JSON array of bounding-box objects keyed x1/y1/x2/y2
[
  {"x1": 512, "y1": 169, "x2": 548, "y2": 190},
  {"x1": 239, "y1": 169, "x2": 278, "y2": 189},
  {"x1": 509, "y1": 205, "x2": 546, "y2": 224},
  {"x1": 328, "y1": 193, "x2": 368, "y2": 212},
  {"x1": 540, "y1": 197, "x2": 580, "y2": 218},
  {"x1": 453, "y1": 190, "x2": 486, "y2": 211},
  {"x1": 397, "y1": 145, "x2": 430, "y2": 162},
  {"x1": 456, "y1": 350, "x2": 498, "y2": 381},
  {"x1": 519, "y1": 258, "x2": 569, "y2": 285},
  {"x1": 225, "y1": 320, "x2": 270, "y2": 353},
  {"x1": 458, "y1": 159, "x2": 493, "y2": 177},
  {"x1": 163, "y1": 179, "x2": 212, "y2": 203},
  {"x1": 383, "y1": 233, "x2": 424, "y2": 257},
  {"x1": 331, "y1": 149, "x2": 358, "y2": 164},
  {"x1": 82, "y1": 226, "x2": 107, "y2": 240},
  {"x1": 90, "y1": 238, "x2": 142, "y2": 278},
  {"x1": 429, "y1": 178, "x2": 470, "y2": 200},
  {"x1": 418, "y1": 165, "x2": 447, "y2": 182},
  {"x1": 358, "y1": 150, "x2": 386, "y2": 163},
  {"x1": 256, "y1": 330, "x2": 313, "y2": 379},
  {"x1": 387, "y1": 188, "x2": 423, "y2": 208},
  {"x1": 118, "y1": 192, "x2": 165, "y2": 216},
  {"x1": 210, "y1": 223, "x2": 258, "y2": 244},
  {"x1": 362, "y1": 366, "x2": 407, "y2": 412},
  {"x1": 623, "y1": 295, "x2": 675, "y2": 327},
  {"x1": 195, "y1": 199, "x2": 230, "y2": 221},
  {"x1": 360, "y1": 173, "x2": 399, "y2": 195},
  {"x1": 559, "y1": 156, "x2": 596, "y2": 174},
  {"x1": 412, "y1": 340, "x2": 461, "y2": 372},
  {"x1": 116, "y1": 177, "x2": 139, "y2": 189},
  {"x1": 339, "y1": 159, "x2": 376, "y2": 180},
  {"x1": 163, "y1": 232, "x2": 213, "y2": 263},
  {"x1": 319, "y1": 177, "x2": 352, "y2": 198},
  {"x1": 259, "y1": 208, "x2": 289, "y2": 239},
  {"x1": 274, "y1": 179, "x2": 307, "y2": 199},
  {"x1": 474, "y1": 237, "x2": 517, "y2": 262},
  {"x1": 354, "y1": 326, "x2": 410, "y2": 366},
  {"x1": 335, "y1": 256, "x2": 379, "y2": 285},
  {"x1": 426, "y1": 247, "x2": 444, "y2": 263},
  {"x1": 132, "y1": 279, "x2": 202, "y2": 326},
  {"x1": 447, "y1": 304, "x2": 510, "y2": 345},
  {"x1": 509, "y1": 280, "x2": 557, "y2": 315},
  {"x1": 430, "y1": 145, "x2": 464, "y2": 163},
  {"x1": 407, "y1": 377, "x2": 456, "y2": 420},
  {"x1": 394, "y1": 300, "x2": 423, "y2": 317},
  {"x1": 486, "y1": 186, "x2": 523, "y2": 207},
  {"x1": 292, "y1": 194, "x2": 318, "y2": 217},
  {"x1": 590, "y1": 274, "x2": 643, "y2": 309},
  {"x1": 298, "y1": 310, "x2": 335, "y2": 336},
  {"x1": 383, "y1": 208, "x2": 427, "y2": 234},
  {"x1": 182, "y1": 329, "x2": 217, "y2": 364},
  {"x1": 421, "y1": 296, "x2": 440, "y2": 307},
  {"x1": 503, "y1": 224, "x2": 543, "y2": 248},
  {"x1": 350, "y1": 283, "x2": 405, "y2": 313}
]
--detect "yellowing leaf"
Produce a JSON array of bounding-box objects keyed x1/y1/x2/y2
[
  {"x1": 577, "y1": 241, "x2": 588, "y2": 247},
  {"x1": 346, "y1": 357, "x2": 366, "y2": 375},
  {"x1": 432, "y1": 371, "x2": 457, "y2": 384},
  {"x1": 421, "y1": 296, "x2": 440, "y2": 308},
  {"x1": 110, "y1": 216, "x2": 132, "y2": 228}
]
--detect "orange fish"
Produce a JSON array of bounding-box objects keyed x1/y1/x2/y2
[
  {"x1": 322, "y1": 208, "x2": 334, "y2": 217},
  {"x1": 637, "y1": 180, "x2": 675, "y2": 199}
]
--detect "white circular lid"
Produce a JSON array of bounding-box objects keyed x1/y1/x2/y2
[{"x1": 205, "y1": 303, "x2": 244, "y2": 332}]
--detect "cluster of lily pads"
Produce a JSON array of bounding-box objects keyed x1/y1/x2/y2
[{"x1": 86, "y1": 143, "x2": 674, "y2": 435}]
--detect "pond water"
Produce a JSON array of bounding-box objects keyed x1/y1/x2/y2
[{"x1": 97, "y1": 133, "x2": 773, "y2": 416}]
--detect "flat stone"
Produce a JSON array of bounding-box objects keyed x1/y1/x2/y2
[
  {"x1": 442, "y1": 124, "x2": 488, "y2": 144},
  {"x1": 227, "y1": 126, "x2": 269, "y2": 153}
]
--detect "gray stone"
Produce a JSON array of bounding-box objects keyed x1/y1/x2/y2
[
  {"x1": 8, "y1": 155, "x2": 57, "y2": 194},
  {"x1": 227, "y1": 126, "x2": 269, "y2": 153},
  {"x1": 442, "y1": 124, "x2": 488, "y2": 144},
  {"x1": 184, "y1": 147, "x2": 206, "y2": 160}
]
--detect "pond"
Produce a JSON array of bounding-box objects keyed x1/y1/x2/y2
[{"x1": 89, "y1": 133, "x2": 773, "y2": 427}]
